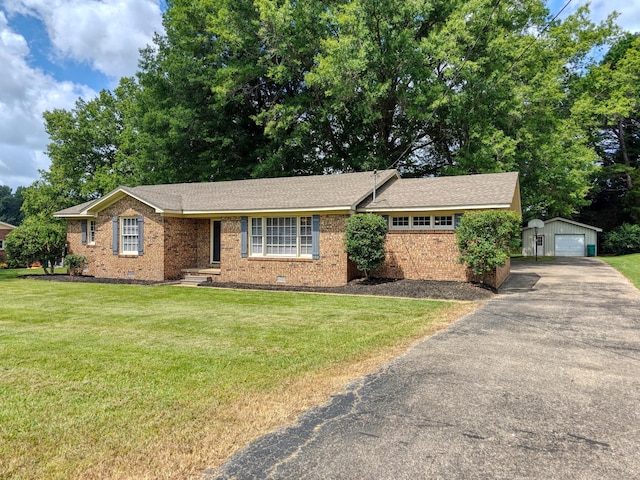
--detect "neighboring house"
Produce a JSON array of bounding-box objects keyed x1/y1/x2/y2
[
  {"x1": 0, "y1": 221, "x2": 17, "y2": 262},
  {"x1": 54, "y1": 170, "x2": 521, "y2": 287},
  {"x1": 522, "y1": 217, "x2": 602, "y2": 257}
]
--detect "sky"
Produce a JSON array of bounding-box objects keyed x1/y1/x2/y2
[{"x1": 0, "y1": 0, "x2": 639, "y2": 192}]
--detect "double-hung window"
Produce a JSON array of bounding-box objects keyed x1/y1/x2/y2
[
  {"x1": 121, "y1": 217, "x2": 139, "y2": 254},
  {"x1": 251, "y1": 216, "x2": 313, "y2": 258},
  {"x1": 88, "y1": 220, "x2": 96, "y2": 244}
]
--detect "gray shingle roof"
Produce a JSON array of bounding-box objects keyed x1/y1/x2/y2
[
  {"x1": 359, "y1": 172, "x2": 519, "y2": 211},
  {"x1": 54, "y1": 170, "x2": 520, "y2": 217},
  {"x1": 55, "y1": 170, "x2": 399, "y2": 216}
]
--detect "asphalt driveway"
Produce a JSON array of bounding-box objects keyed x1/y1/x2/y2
[{"x1": 210, "y1": 258, "x2": 640, "y2": 479}]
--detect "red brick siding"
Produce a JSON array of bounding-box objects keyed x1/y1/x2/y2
[
  {"x1": 215, "y1": 214, "x2": 350, "y2": 287},
  {"x1": 374, "y1": 230, "x2": 468, "y2": 281},
  {"x1": 67, "y1": 198, "x2": 166, "y2": 281},
  {"x1": 163, "y1": 217, "x2": 201, "y2": 280}
]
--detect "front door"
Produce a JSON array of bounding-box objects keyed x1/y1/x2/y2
[{"x1": 211, "y1": 220, "x2": 221, "y2": 263}]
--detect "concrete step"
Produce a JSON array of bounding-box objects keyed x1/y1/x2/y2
[{"x1": 180, "y1": 274, "x2": 212, "y2": 286}]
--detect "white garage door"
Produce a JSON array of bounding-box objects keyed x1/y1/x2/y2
[{"x1": 555, "y1": 234, "x2": 585, "y2": 256}]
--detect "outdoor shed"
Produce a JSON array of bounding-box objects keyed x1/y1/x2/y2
[{"x1": 522, "y1": 217, "x2": 602, "y2": 257}]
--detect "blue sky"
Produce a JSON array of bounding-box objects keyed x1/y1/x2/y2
[{"x1": 0, "y1": 0, "x2": 639, "y2": 192}]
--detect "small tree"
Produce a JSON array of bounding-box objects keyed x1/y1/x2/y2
[
  {"x1": 456, "y1": 210, "x2": 521, "y2": 284},
  {"x1": 345, "y1": 214, "x2": 388, "y2": 280},
  {"x1": 5, "y1": 215, "x2": 66, "y2": 274}
]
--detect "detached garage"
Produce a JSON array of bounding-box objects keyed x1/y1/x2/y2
[{"x1": 522, "y1": 217, "x2": 602, "y2": 257}]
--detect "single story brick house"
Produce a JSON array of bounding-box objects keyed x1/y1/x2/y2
[
  {"x1": 0, "y1": 221, "x2": 17, "y2": 262},
  {"x1": 54, "y1": 170, "x2": 521, "y2": 287}
]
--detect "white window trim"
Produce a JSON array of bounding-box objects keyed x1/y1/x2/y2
[
  {"x1": 120, "y1": 217, "x2": 139, "y2": 255},
  {"x1": 250, "y1": 216, "x2": 313, "y2": 258},
  {"x1": 389, "y1": 215, "x2": 455, "y2": 231},
  {"x1": 0, "y1": 239, "x2": 4, "y2": 250},
  {"x1": 88, "y1": 220, "x2": 96, "y2": 245}
]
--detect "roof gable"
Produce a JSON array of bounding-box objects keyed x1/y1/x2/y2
[{"x1": 0, "y1": 221, "x2": 17, "y2": 229}]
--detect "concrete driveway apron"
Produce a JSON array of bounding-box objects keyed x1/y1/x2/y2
[{"x1": 211, "y1": 258, "x2": 640, "y2": 479}]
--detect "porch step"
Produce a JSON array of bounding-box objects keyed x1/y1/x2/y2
[{"x1": 180, "y1": 274, "x2": 212, "y2": 286}]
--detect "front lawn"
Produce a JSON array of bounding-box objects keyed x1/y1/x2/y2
[
  {"x1": 0, "y1": 274, "x2": 474, "y2": 479},
  {"x1": 601, "y1": 253, "x2": 640, "y2": 290}
]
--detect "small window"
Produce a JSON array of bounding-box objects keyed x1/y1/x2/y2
[
  {"x1": 88, "y1": 220, "x2": 96, "y2": 244},
  {"x1": 121, "y1": 217, "x2": 139, "y2": 254},
  {"x1": 0, "y1": 239, "x2": 4, "y2": 250},
  {"x1": 412, "y1": 216, "x2": 431, "y2": 228},
  {"x1": 391, "y1": 217, "x2": 410, "y2": 229},
  {"x1": 434, "y1": 216, "x2": 453, "y2": 228}
]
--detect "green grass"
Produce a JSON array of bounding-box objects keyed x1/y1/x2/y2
[
  {"x1": 0, "y1": 271, "x2": 470, "y2": 479},
  {"x1": 601, "y1": 253, "x2": 640, "y2": 290}
]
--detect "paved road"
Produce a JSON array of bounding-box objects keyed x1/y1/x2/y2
[{"x1": 210, "y1": 258, "x2": 640, "y2": 479}]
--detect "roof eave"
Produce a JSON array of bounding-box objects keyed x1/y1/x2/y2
[{"x1": 358, "y1": 203, "x2": 514, "y2": 213}]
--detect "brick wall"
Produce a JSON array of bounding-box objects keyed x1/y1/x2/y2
[
  {"x1": 215, "y1": 214, "x2": 350, "y2": 287},
  {"x1": 373, "y1": 230, "x2": 469, "y2": 281},
  {"x1": 163, "y1": 217, "x2": 201, "y2": 280},
  {"x1": 67, "y1": 198, "x2": 166, "y2": 281}
]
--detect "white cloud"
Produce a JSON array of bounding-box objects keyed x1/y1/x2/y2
[
  {"x1": 560, "y1": 0, "x2": 640, "y2": 33},
  {"x1": 0, "y1": 11, "x2": 95, "y2": 190},
  {"x1": 3, "y1": 0, "x2": 164, "y2": 78}
]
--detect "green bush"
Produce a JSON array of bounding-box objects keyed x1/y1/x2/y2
[
  {"x1": 5, "y1": 215, "x2": 66, "y2": 274},
  {"x1": 345, "y1": 213, "x2": 388, "y2": 279},
  {"x1": 602, "y1": 223, "x2": 640, "y2": 255},
  {"x1": 456, "y1": 210, "x2": 521, "y2": 284},
  {"x1": 64, "y1": 254, "x2": 87, "y2": 275}
]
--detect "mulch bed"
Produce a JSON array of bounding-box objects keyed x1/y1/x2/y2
[{"x1": 26, "y1": 274, "x2": 495, "y2": 301}]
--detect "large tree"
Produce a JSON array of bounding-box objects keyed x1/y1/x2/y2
[
  {"x1": 0, "y1": 185, "x2": 24, "y2": 226},
  {"x1": 30, "y1": 0, "x2": 616, "y2": 219},
  {"x1": 574, "y1": 33, "x2": 640, "y2": 229},
  {"x1": 21, "y1": 79, "x2": 139, "y2": 217}
]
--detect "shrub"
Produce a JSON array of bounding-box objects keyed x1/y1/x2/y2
[
  {"x1": 602, "y1": 223, "x2": 640, "y2": 255},
  {"x1": 4, "y1": 215, "x2": 66, "y2": 274},
  {"x1": 64, "y1": 254, "x2": 88, "y2": 275},
  {"x1": 345, "y1": 214, "x2": 388, "y2": 279},
  {"x1": 456, "y1": 210, "x2": 521, "y2": 284}
]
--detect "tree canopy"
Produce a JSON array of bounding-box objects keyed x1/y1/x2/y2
[{"x1": 25, "y1": 0, "x2": 624, "y2": 224}]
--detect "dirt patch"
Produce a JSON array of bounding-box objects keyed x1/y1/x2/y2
[{"x1": 25, "y1": 275, "x2": 495, "y2": 301}]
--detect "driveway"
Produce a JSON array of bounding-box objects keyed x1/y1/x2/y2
[{"x1": 210, "y1": 258, "x2": 640, "y2": 479}]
